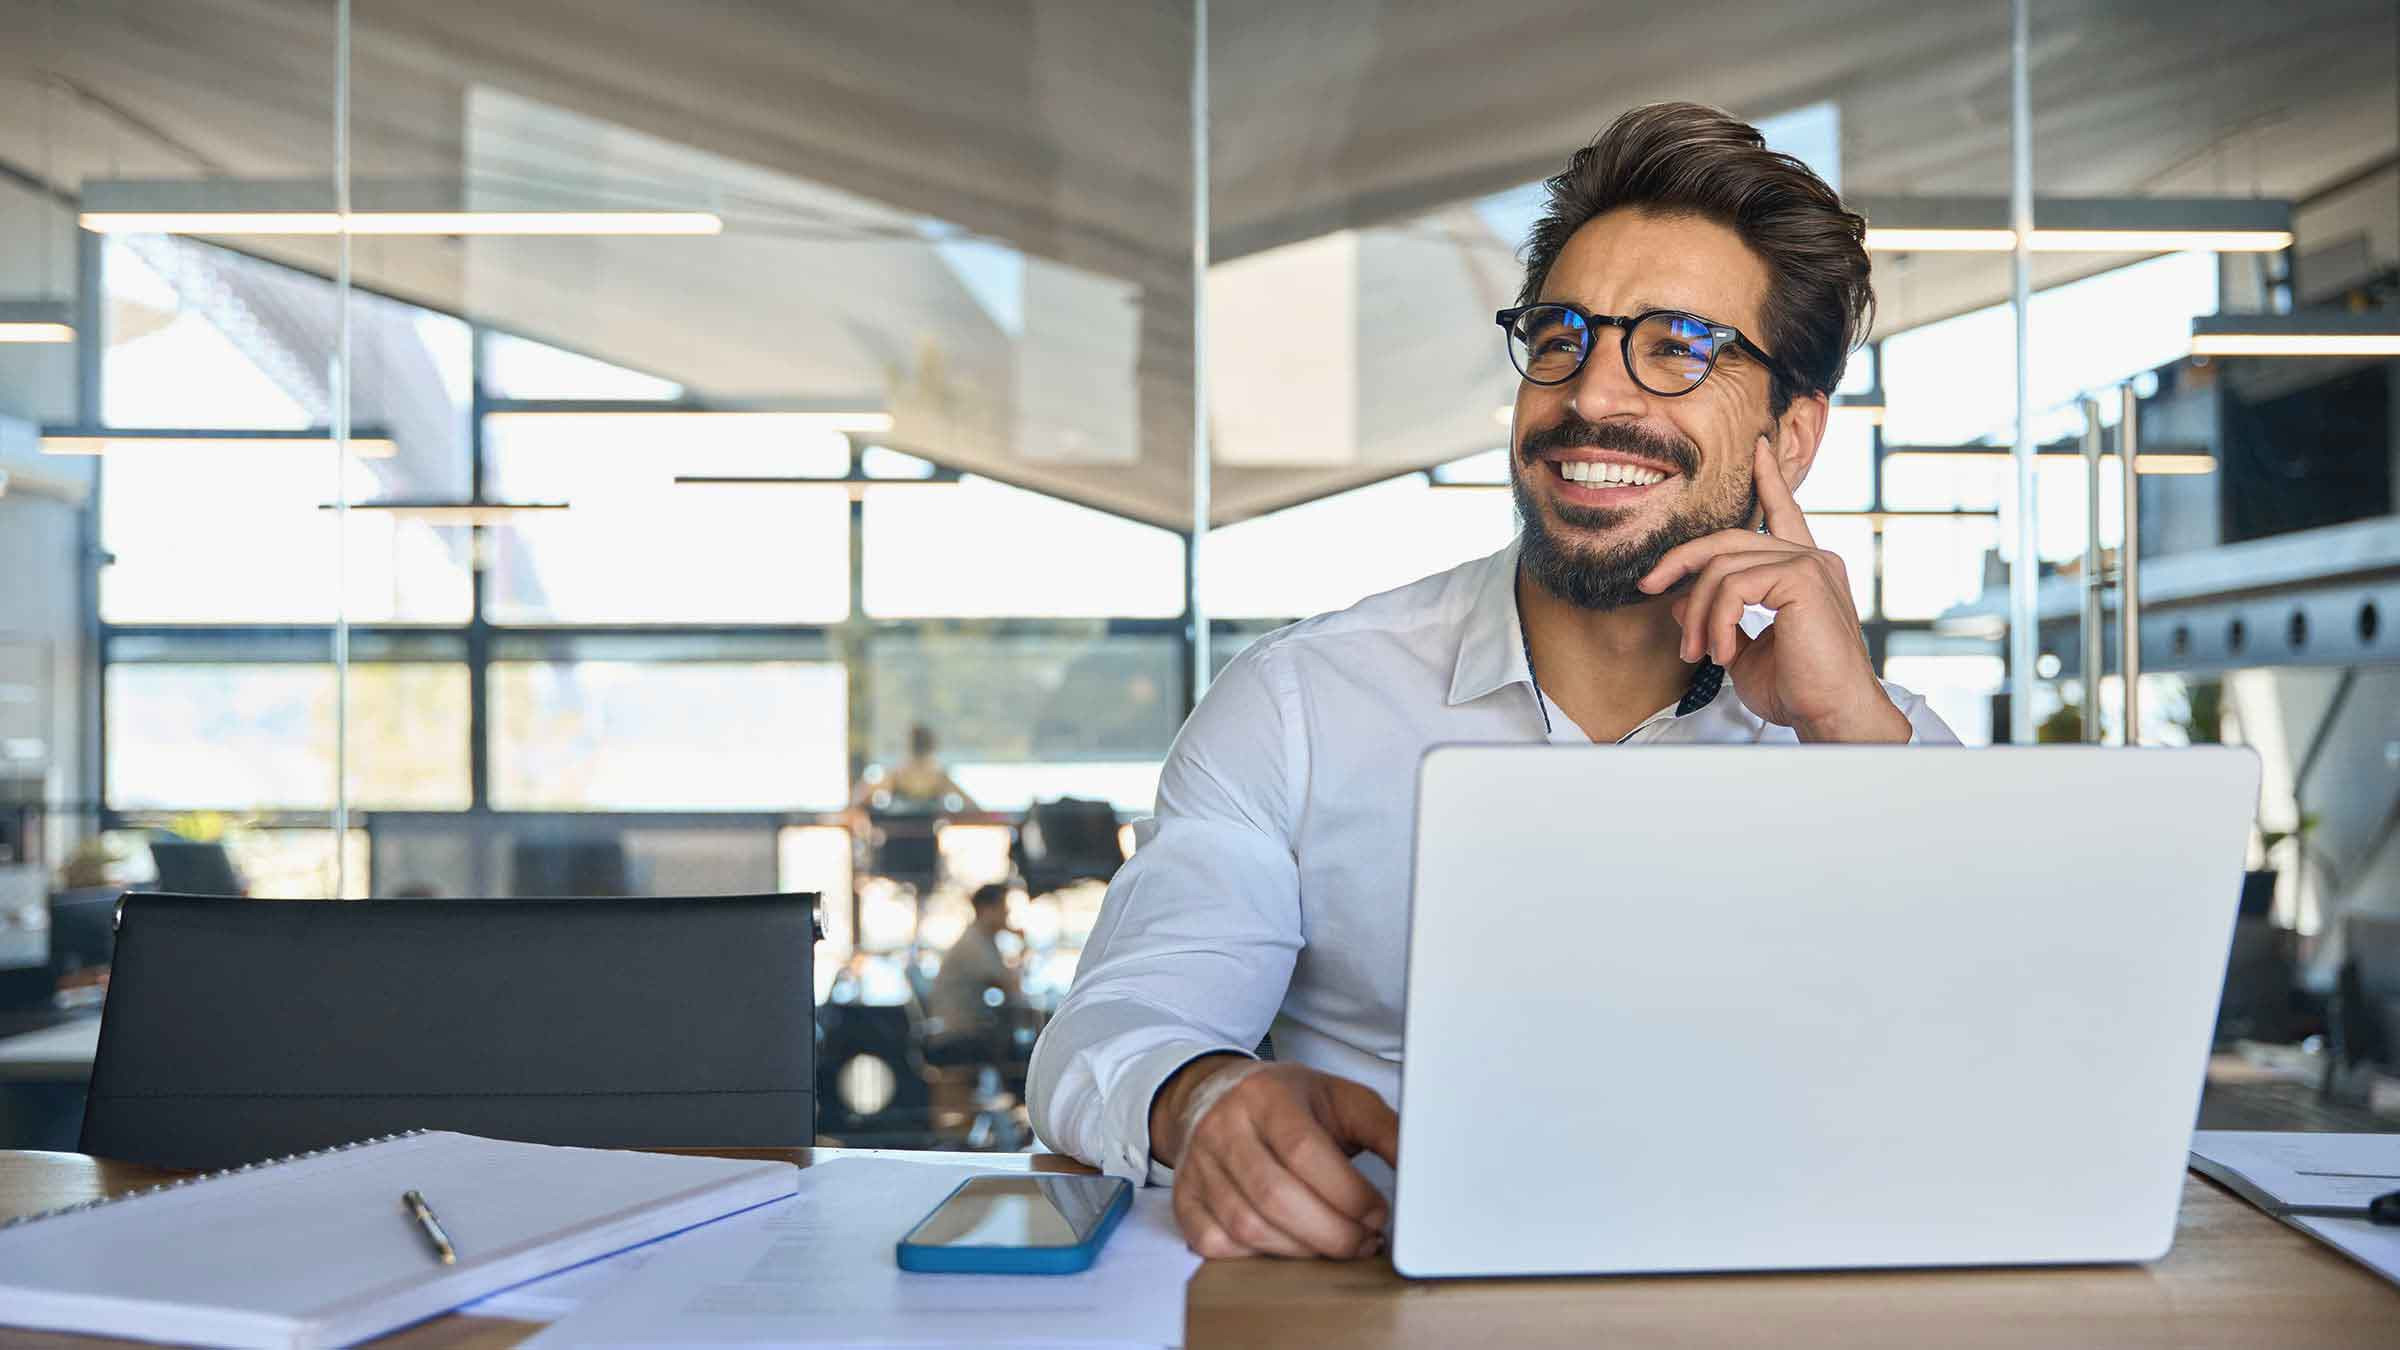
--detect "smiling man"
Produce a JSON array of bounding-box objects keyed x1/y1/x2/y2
[{"x1": 1029, "y1": 102, "x2": 1960, "y2": 1260}]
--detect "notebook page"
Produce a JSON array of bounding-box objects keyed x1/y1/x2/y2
[{"x1": 0, "y1": 1133, "x2": 796, "y2": 1326}]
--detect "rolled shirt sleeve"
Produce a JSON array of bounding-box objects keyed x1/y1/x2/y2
[
  {"x1": 1882, "y1": 680, "x2": 1963, "y2": 746},
  {"x1": 1029, "y1": 640, "x2": 1306, "y2": 1183}
]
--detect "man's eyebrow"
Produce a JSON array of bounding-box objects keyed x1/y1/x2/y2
[{"x1": 1536, "y1": 296, "x2": 1716, "y2": 321}]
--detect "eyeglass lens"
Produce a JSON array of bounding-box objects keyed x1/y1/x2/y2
[{"x1": 1506, "y1": 307, "x2": 1722, "y2": 394}]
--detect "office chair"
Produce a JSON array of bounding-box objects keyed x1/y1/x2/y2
[
  {"x1": 1010, "y1": 797, "x2": 1125, "y2": 901},
  {"x1": 2326, "y1": 911, "x2": 2400, "y2": 1102},
  {"x1": 814, "y1": 1000, "x2": 935, "y2": 1146},
  {"x1": 862, "y1": 810, "x2": 943, "y2": 896},
  {"x1": 81, "y1": 891, "x2": 817, "y2": 1170}
]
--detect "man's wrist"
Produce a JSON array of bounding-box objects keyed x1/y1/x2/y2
[
  {"x1": 1146, "y1": 1052, "x2": 1252, "y2": 1167},
  {"x1": 1795, "y1": 687, "x2": 1913, "y2": 744}
]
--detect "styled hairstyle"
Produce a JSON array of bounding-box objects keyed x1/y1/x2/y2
[
  {"x1": 908, "y1": 724, "x2": 936, "y2": 757},
  {"x1": 970, "y1": 882, "x2": 1010, "y2": 912},
  {"x1": 1516, "y1": 102, "x2": 1874, "y2": 413}
]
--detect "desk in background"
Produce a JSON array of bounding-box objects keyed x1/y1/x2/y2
[
  {"x1": 0, "y1": 1147, "x2": 2393, "y2": 1348},
  {"x1": 0, "y1": 1013, "x2": 99, "y2": 1153}
]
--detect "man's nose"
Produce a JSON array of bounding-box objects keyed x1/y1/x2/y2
[{"x1": 1563, "y1": 325, "x2": 1648, "y2": 421}]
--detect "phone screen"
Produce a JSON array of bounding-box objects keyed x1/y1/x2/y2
[{"x1": 903, "y1": 1175, "x2": 1124, "y2": 1249}]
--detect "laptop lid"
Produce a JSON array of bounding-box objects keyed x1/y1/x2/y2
[{"x1": 1394, "y1": 746, "x2": 2259, "y2": 1278}]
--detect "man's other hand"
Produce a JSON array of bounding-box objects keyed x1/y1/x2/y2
[{"x1": 1148, "y1": 1056, "x2": 1397, "y2": 1260}]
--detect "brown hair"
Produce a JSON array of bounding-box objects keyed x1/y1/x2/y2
[{"x1": 1517, "y1": 102, "x2": 1873, "y2": 414}]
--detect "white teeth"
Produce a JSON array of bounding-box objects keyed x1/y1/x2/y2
[{"x1": 1560, "y1": 460, "x2": 1667, "y2": 487}]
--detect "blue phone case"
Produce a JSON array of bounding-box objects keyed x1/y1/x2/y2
[{"x1": 895, "y1": 1174, "x2": 1134, "y2": 1275}]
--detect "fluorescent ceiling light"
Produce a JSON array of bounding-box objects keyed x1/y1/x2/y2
[
  {"x1": 2191, "y1": 311, "x2": 2400, "y2": 358},
  {"x1": 2029, "y1": 229, "x2": 2291, "y2": 253},
  {"x1": 1884, "y1": 448, "x2": 2216, "y2": 475},
  {"x1": 2192, "y1": 334, "x2": 2400, "y2": 357},
  {"x1": 487, "y1": 409, "x2": 892, "y2": 433},
  {"x1": 675, "y1": 474, "x2": 960, "y2": 501},
  {"x1": 0, "y1": 300, "x2": 74, "y2": 343},
  {"x1": 1865, "y1": 228, "x2": 2293, "y2": 253},
  {"x1": 2126, "y1": 453, "x2": 2218, "y2": 475},
  {"x1": 42, "y1": 428, "x2": 397, "y2": 457},
  {"x1": 1864, "y1": 228, "x2": 2021, "y2": 253},
  {"x1": 1856, "y1": 196, "x2": 2292, "y2": 255},
  {"x1": 77, "y1": 179, "x2": 720, "y2": 237},
  {"x1": 79, "y1": 210, "x2": 721, "y2": 236},
  {"x1": 317, "y1": 501, "x2": 565, "y2": 525},
  {"x1": 1812, "y1": 509, "x2": 2002, "y2": 529}
]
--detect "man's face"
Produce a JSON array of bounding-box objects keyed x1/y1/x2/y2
[{"x1": 1509, "y1": 208, "x2": 1795, "y2": 610}]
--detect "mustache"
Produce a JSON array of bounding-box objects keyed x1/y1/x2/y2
[{"x1": 1519, "y1": 414, "x2": 1700, "y2": 479}]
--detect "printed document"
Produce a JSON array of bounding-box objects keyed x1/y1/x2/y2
[{"x1": 525, "y1": 1158, "x2": 1201, "y2": 1347}]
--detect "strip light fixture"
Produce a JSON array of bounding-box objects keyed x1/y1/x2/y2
[
  {"x1": 2190, "y1": 311, "x2": 2400, "y2": 358},
  {"x1": 1494, "y1": 395, "x2": 1884, "y2": 427},
  {"x1": 42, "y1": 426, "x2": 397, "y2": 457},
  {"x1": 1883, "y1": 446, "x2": 2217, "y2": 475},
  {"x1": 675, "y1": 474, "x2": 960, "y2": 502},
  {"x1": 316, "y1": 500, "x2": 566, "y2": 525},
  {"x1": 484, "y1": 408, "x2": 893, "y2": 434},
  {"x1": 77, "y1": 179, "x2": 721, "y2": 237},
  {"x1": 1832, "y1": 392, "x2": 1885, "y2": 426},
  {"x1": 0, "y1": 300, "x2": 75, "y2": 344},
  {"x1": 1855, "y1": 196, "x2": 2293, "y2": 254}
]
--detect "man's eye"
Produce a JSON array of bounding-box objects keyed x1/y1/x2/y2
[{"x1": 1536, "y1": 334, "x2": 1584, "y2": 355}]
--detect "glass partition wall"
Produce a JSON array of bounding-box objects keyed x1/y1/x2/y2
[{"x1": 4, "y1": 1, "x2": 2396, "y2": 1145}]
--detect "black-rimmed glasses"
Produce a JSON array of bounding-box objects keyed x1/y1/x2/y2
[{"x1": 1495, "y1": 304, "x2": 1782, "y2": 397}]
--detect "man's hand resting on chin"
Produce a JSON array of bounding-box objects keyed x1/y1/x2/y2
[
  {"x1": 1148, "y1": 1055, "x2": 1397, "y2": 1260},
  {"x1": 1638, "y1": 436, "x2": 1912, "y2": 744}
]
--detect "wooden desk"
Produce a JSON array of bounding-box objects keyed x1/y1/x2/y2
[{"x1": 2, "y1": 1149, "x2": 2394, "y2": 1348}]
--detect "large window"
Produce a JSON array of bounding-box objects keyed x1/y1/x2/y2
[
  {"x1": 1202, "y1": 473, "x2": 1517, "y2": 621},
  {"x1": 106, "y1": 663, "x2": 470, "y2": 811},
  {"x1": 865, "y1": 631, "x2": 1179, "y2": 812},
  {"x1": 98, "y1": 238, "x2": 476, "y2": 626},
  {"x1": 863, "y1": 477, "x2": 1183, "y2": 620},
  {"x1": 489, "y1": 660, "x2": 848, "y2": 811},
  {"x1": 483, "y1": 415, "x2": 852, "y2": 626}
]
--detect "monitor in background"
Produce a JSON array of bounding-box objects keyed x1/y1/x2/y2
[
  {"x1": 47, "y1": 886, "x2": 123, "y2": 977},
  {"x1": 146, "y1": 842, "x2": 245, "y2": 897},
  {"x1": 510, "y1": 839, "x2": 630, "y2": 898}
]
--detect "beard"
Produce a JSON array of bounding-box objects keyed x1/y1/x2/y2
[{"x1": 1512, "y1": 413, "x2": 1758, "y2": 611}]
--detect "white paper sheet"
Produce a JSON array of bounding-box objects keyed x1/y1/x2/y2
[
  {"x1": 523, "y1": 1158, "x2": 1201, "y2": 1348},
  {"x1": 461, "y1": 1244, "x2": 659, "y2": 1322},
  {"x1": 2189, "y1": 1131, "x2": 2400, "y2": 1210},
  {"x1": 2289, "y1": 1215, "x2": 2400, "y2": 1290}
]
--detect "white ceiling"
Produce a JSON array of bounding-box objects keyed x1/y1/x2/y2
[{"x1": 0, "y1": 0, "x2": 2390, "y2": 526}]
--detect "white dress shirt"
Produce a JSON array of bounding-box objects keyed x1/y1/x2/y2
[{"x1": 1027, "y1": 540, "x2": 1959, "y2": 1183}]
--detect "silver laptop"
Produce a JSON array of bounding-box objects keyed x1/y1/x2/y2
[{"x1": 1393, "y1": 745, "x2": 2260, "y2": 1279}]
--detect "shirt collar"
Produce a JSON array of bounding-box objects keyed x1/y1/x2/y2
[
  {"x1": 1445, "y1": 541, "x2": 1528, "y2": 707},
  {"x1": 1444, "y1": 536, "x2": 1726, "y2": 717}
]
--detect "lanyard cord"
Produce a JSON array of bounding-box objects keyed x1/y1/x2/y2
[{"x1": 1515, "y1": 563, "x2": 1724, "y2": 739}]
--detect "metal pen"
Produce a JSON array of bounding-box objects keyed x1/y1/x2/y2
[{"x1": 402, "y1": 1189, "x2": 457, "y2": 1264}]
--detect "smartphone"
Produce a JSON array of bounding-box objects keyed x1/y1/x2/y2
[{"x1": 895, "y1": 1173, "x2": 1134, "y2": 1275}]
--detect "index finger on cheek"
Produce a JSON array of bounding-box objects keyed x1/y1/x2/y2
[{"x1": 1753, "y1": 435, "x2": 1816, "y2": 547}]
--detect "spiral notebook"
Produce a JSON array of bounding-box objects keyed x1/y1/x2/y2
[{"x1": 0, "y1": 1130, "x2": 800, "y2": 1349}]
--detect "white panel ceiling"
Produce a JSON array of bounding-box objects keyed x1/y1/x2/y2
[{"x1": 0, "y1": 0, "x2": 2389, "y2": 525}]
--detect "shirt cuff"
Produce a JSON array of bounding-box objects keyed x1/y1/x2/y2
[{"x1": 1100, "y1": 1039, "x2": 1254, "y2": 1186}]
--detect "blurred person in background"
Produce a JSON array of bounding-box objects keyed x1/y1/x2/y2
[
  {"x1": 928, "y1": 883, "x2": 1024, "y2": 1039},
  {"x1": 846, "y1": 724, "x2": 980, "y2": 830}
]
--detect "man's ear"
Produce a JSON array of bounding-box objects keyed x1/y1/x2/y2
[{"x1": 1770, "y1": 391, "x2": 1831, "y2": 494}]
